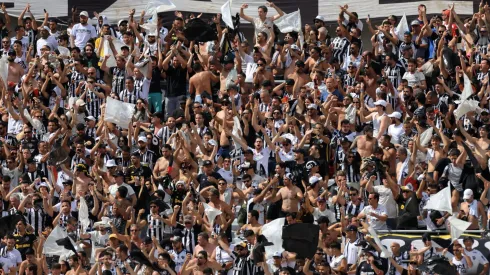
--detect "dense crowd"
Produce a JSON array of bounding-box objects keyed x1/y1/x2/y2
[{"x1": 0, "y1": 1, "x2": 488, "y2": 275}]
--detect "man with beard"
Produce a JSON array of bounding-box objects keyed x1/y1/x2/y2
[
  {"x1": 181, "y1": 251, "x2": 223, "y2": 275},
  {"x1": 135, "y1": 136, "x2": 156, "y2": 169},
  {"x1": 7, "y1": 50, "x2": 22, "y2": 83},
  {"x1": 219, "y1": 241, "x2": 258, "y2": 275},
  {"x1": 288, "y1": 60, "x2": 311, "y2": 95},
  {"x1": 169, "y1": 235, "x2": 187, "y2": 273},
  {"x1": 36, "y1": 27, "x2": 57, "y2": 56},
  {"x1": 350, "y1": 125, "x2": 376, "y2": 159},
  {"x1": 128, "y1": 152, "x2": 152, "y2": 185},
  {"x1": 70, "y1": 11, "x2": 97, "y2": 49},
  {"x1": 153, "y1": 144, "x2": 174, "y2": 183}
]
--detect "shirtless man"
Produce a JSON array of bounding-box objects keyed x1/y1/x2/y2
[
  {"x1": 283, "y1": 44, "x2": 301, "y2": 78},
  {"x1": 189, "y1": 63, "x2": 219, "y2": 103},
  {"x1": 459, "y1": 189, "x2": 486, "y2": 230},
  {"x1": 193, "y1": 232, "x2": 217, "y2": 258},
  {"x1": 181, "y1": 252, "x2": 222, "y2": 275},
  {"x1": 255, "y1": 30, "x2": 274, "y2": 58},
  {"x1": 207, "y1": 188, "x2": 233, "y2": 230},
  {"x1": 7, "y1": 50, "x2": 22, "y2": 83},
  {"x1": 240, "y1": 210, "x2": 262, "y2": 234},
  {"x1": 379, "y1": 135, "x2": 396, "y2": 175},
  {"x1": 359, "y1": 100, "x2": 390, "y2": 140},
  {"x1": 65, "y1": 255, "x2": 88, "y2": 275},
  {"x1": 253, "y1": 57, "x2": 274, "y2": 87},
  {"x1": 269, "y1": 172, "x2": 303, "y2": 215},
  {"x1": 288, "y1": 60, "x2": 311, "y2": 95},
  {"x1": 306, "y1": 47, "x2": 328, "y2": 77},
  {"x1": 153, "y1": 144, "x2": 174, "y2": 181},
  {"x1": 359, "y1": 55, "x2": 379, "y2": 100},
  {"x1": 351, "y1": 125, "x2": 377, "y2": 159},
  {"x1": 417, "y1": 135, "x2": 446, "y2": 175},
  {"x1": 219, "y1": 55, "x2": 240, "y2": 92},
  {"x1": 73, "y1": 166, "x2": 92, "y2": 194}
]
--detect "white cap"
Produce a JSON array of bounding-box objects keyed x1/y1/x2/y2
[
  {"x1": 138, "y1": 136, "x2": 148, "y2": 143},
  {"x1": 106, "y1": 159, "x2": 117, "y2": 168},
  {"x1": 79, "y1": 11, "x2": 89, "y2": 17},
  {"x1": 388, "y1": 112, "x2": 402, "y2": 119},
  {"x1": 85, "y1": 116, "x2": 96, "y2": 121},
  {"x1": 290, "y1": 44, "x2": 300, "y2": 51},
  {"x1": 374, "y1": 100, "x2": 387, "y2": 107},
  {"x1": 75, "y1": 98, "x2": 86, "y2": 106},
  {"x1": 272, "y1": 251, "x2": 282, "y2": 258},
  {"x1": 42, "y1": 26, "x2": 50, "y2": 32},
  {"x1": 463, "y1": 189, "x2": 473, "y2": 199},
  {"x1": 315, "y1": 15, "x2": 325, "y2": 22},
  {"x1": 309, "y1": 176, "x2": 320, "y2": 185},
  {"x1": 307, "y1": 103, "x2": 318, "y2": 110}
]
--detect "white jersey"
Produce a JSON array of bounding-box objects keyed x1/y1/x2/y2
[
  {"x1": 463, "y1": 248, "x2": 489, "y2": 275},
  {"x1": 452, "y1": 256, "x2": 470, "y2": 275},
  {"x1": 217, "y1": 168, "x2": 234, "y2": 184}
]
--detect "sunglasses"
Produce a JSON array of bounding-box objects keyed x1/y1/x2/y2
[{"x1": 257, "y1": 63, "x2": 265, "y2": 67}]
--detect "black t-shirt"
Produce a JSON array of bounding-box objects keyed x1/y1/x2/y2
[
  {"x1": 165, "y1": 65, "x2": 187, "y2": 97},
  {"x1": 356, "y1": 261, "x2": 376, "y2": 275},
  {"x1": 197, "y1": 172, "x2": 222, "y2": 189},
  {"x1": 129, "y1": 164, "x2": 153, "y2": 181},
  {"x1": 14, "y1": 233, "x2": 36, "y2": 260},
  {"x1": 150, "y1": 67, "x2": 162, "y2": 93}
]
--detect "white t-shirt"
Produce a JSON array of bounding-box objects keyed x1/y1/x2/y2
[
  {"x1": 373, "y1": 185, "x2": 398, "y2": 218},
  {"x1": 1, "y1": 248, "x2": 22, "y2": 267},
  {"x1": 313, "y1": 207, "x2": 337, "y2": 224},
  {"x1": 108, "y1": 183, "x2": 135, "y2": 199},
  {"x1": 217, "y1": 168, "x2": 234, "y2": 184},
  {"x1": 10, "y1": 36, "x2": 29, "y2": 53},
  {"x1": 451, "y1": 256, "x2": 470, "y2": 275},
  {"x1": 71, "y1": 23, "x2": 97, "y2": 48},
  {"x1": 463, "y1": 248, "x2": 489, "y2": 274},
  {"x1": 388, "y1": 123, "x2": 404, "y2": 145},
  {"x1": 0, "y1": 257, "x2": 14, "y2": 273},
  {"x1": 361, "y1": 204, "x2": 388, "y2": 230},
  {"x1": 279, "y1": 149, "x2": 295, "y2": 162},
  {"x1": 402, "y1": 71, "x2": 425, "y2": 88},
  {"x1": 249, "y1": 146, "x2": 271, "y2": 177}
]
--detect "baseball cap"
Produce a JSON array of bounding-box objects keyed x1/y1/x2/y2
[
  {"x1": 202, "y1": 160, "x2": 213, "y2": 166},
  {"x1": 106, "y1": 159, "x2": 117, "y2": 168},
  {"x1": 316, "y1": 197, "x2": 326, "y2": 203},
  {"x1": 346, "y1": 225, "x2": 358, "y2": 232},
  {"x1": 410, "y1": 20, "x2": 420, "y2": 26},
  {"x1": 85, "y1": 116, "x2": 96, "y2": 121},
  {"x1": 463, "y1": 189, "x2": 473, "y2": 199},
  {"x1": 388, "y1": 112, "x2": 402, "y2": 119},
  {"x1": 284, "y1": 173, "x2": 293, "y2": 180},
  {"x1": 183, "y1": 215, "x2": 193, "y2": 223},
  {"x1": 113, "y1": 170, "x2": 125, "y2": 177},
  {"x1": 118, "y1": 19, "x2": 128, "y2": 26},
  {"x1": 314, "y1": 15, "x2": 325, "y2": 22},
  {"x1": 171, "y1": 236, "x2": 182, "y2": 242},
  {"x1": 307, "y1": 104, "x2": 318, "y2": 110},
  {"x1": 137, "y1": 136, "x2": 148, "y2": 143},
  {"x1": 109, "y1": 234, "x2": 118, "y2": 239},
  {"x1": 75, "y1": 99, "x2": 86, "y2": 106},
  {"x1": 285, "y1": 78, "x2": 295, "y2": 86},
  {"x1": 79, "y1": 11, "x2": 89, "y2": 17},
  {"x1": 309, "y1": 176, "x2": 320, "y2": 185},
  {"x1": 290, "y1": 44, "x2": 300, "y2": 51},
  {"x1": 272, "y1": 251, "x2": 282, "y2": 258},
  {"x1": 401, "y1": 184, "x2": 413, "y2": 192},
  {"x1": 374, "y1": 100, "x2": 387, "y2": 107}
]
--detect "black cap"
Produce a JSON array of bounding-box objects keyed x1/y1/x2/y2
[
  {"x1": 340, "y1": 137, "x2": 351, "y2": 144},
  {"x1": 144, "y1": 237, "x2": 153, "y2": 244},
  {"x1": 7, "y1": 50, "x2": 15, "y2": 56},
  {"x1": 113, "y1": 170, "x2": 125, "y2": 177},
  {"x1": 202, "y1": 160, "x2": 213, "y2": 166},
  {"x1": 346, "y1": 225, "x2": 358, "y2": 232},
  {"x1": 293, "y1": 148, "x2": 306, "y2": 155},
  {"x1": 261, "y1": 80, "x2": 272, "y2": 87},
  {"x1": 295, "y1": 60, "x2": 305, "y2": 67},
  {"x1": 317, "y1": 216, "x2": 329, "y2": 224},
  {"x1": 76, "y1": 123, "x2": 85, "y2": 130},
  {"x1": 27, "y1": 158, "x2": 36, "y2": 164},
  {"x1": 285, "y1": 78, "x2": 295, "y2": 86},
  {"x1": 222, "y1": 54, "x2": 234, "y2": 64}
]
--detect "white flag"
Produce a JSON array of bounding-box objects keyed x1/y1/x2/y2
[
  {"x1": 43, "y1": 226, "x2": 75, "y2": 256},
  {"x1": 274, "y1": 9, "x2": 304, "y2": 47},
  {"x1": 104, "y1": 97, "x2": 136, "y2": 129},
  {"x1": 367, "y1": 227, "x2": 392, "y2": 258},
  {"x1": 203, "y1": 202, "x2": 222, "y2": 229},
  {"x1": 448, "y1": 217, "x2": 471, "y2": 243},
  {"x1": 261, "y1": 218, "x2": 285, "y2": 259},
  {"x1": 146, "y1": 0, "x2": 176, "y2": 15},
  {"x1": 419, "y1": 127, "x2": 433, "y2": 147},
  {"x1": 221, "y1": 0, "x2": 234, "y2": 29},
  {"x1": 454, "y1": 73, "x2": 481, "y2": 120},
  {"x1": 396, "y1": 13, "x2": 409, "y2": 41},
  {"x1": 100, "y1": 38, "x2": 127, "y2": 68},
  {"x1": 424, "y1": 186, "x2": 453, "y2": 214},
  {"x1": 0, "y1": 55, "x2": 8, "y2": 90},
  {"x1": 78, "y1": 197, "x2": 90, "y2": 233}
]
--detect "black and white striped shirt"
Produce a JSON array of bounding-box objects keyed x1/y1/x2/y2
[
  {"x1": 146, "y1": 214, "x2": 166, "y2": 242},
  {"x1": 24, "y1": 208, "x2": 45, "y2": 236},
  {"x1": 182, "y1": 228, "x2": 197, "y2": 255},
  {"x1": 137, "y1": 149, "x2": 156, "y2": 169},
  {"x1": 68, "y1": 70, "x2": 86, "y2": 98},
  {"x1": 343, "y1": 74, "x2": 356, "y2": 89},
  {"x1": 259, "y1": 103, "x2": 271, "y2": 113},
  {"x1": 119, "y1": 89, "x2": 140, "y2": 104},
  {"x1": 384, "y1": 64, "x2": 405, "y2": 90},
  {"x1": 134, "y1": 77, "x2": 150, "y2": 101},
  {"x1": 85, "y1": 127, "x2": 97, "y2": 140},
  {"x1": 332, "y1": 36, "x2": 350, "y2": 64},
  {"x1": 110, "y1": 67, "x2": 126, "y2": 95},
  {"x1": 156, "y1": 126, "x2": 177, "y2": 145}
]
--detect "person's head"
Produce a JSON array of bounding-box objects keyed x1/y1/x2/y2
[
  {"x1": 124, "y1": 76, "x2": 134, "y2": 90},
  {"x1": 79, "y1": 11, "x2": 89, "y2": 24},
  {"x1": 196, "y1": 250, "x2": 208, "y2": 266},
  {"x1": 197, "y1": 232, "x2": 209, "y2": 246},
  {"x1": 257, "y1": 5, "x2": 268, "y2": 19},
  {"x1": 66, "y1": 216, "x2": 78, "y2": 231},
  {"x1": 368, "y1": 192, "x2": 379, "y2": 206},
  {"x1": 463, "y1": 236, "x2": 474, "y2": 249},
  {"x1": 235, "y1": 241, "x2": 249, "y2": 256},
  {"x1": 14, "y1": 25, "x2": 25, "y2": 37},
  {"x1": 448, "y1": 148, "x2": 460, "y2": 163},
  {"x1": 327, "y1": 241, "x2": 341, "y2": 255},
  {"x1": 364, "y1": 125, "x2": 374, "y2": 138}
]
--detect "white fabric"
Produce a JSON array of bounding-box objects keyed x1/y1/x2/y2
[
  {"x1": 423, "y1": 186, "x2": 453, "y2": 214},
  {"x1": 396, "y1": 14, "x2": 409, "y2": 41},
  {"x1": 367, "y1": 227, "x2": 392, "y2": 258},
  {"x1": 454, "y1": 73, "x2": 481, "y2": 120},
  {"x1": 0, "y1": 55, "x2": 8, "y2": 90},
  {"x1": 447, "y1": 216, "x2": 471, "y2": 243},
  {"x1": 79, "y1": 197, "x2": 90, "y2": 233},
  {"x1": 203, "y1": 202, "x2": 222, "y2": 228},
  {"x1": 221, "y1": 0, "x2": 234, "y2": 29},
  {"x1": 273, "y1": 9, "x2": 304, "y2": 47},
  {"x1": 43, "y1": 226, "x2": 76, "y2": 256},
  {"x1": 104, "y1": 97, "x2": 136, "y2": 129},
  {"x1": 261, "y1": 218, "x2": 285, "y2": 259},
  {"x1": 101, "y1": 38, "x2": 126, "y2": 68},
  {"x1": 419, "y1": 127, "x2": 433, "y2": 147}
]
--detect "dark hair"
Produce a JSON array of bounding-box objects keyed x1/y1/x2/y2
[
  {"x1": 250, "y1": 210, "x2": 259, "y2": 220},
  {"x1": 370, "y1": 192, "x2": 380, "y2": 201},
  {"x1": 258, "y1": 5, "x2": 268, "y2": 12}
]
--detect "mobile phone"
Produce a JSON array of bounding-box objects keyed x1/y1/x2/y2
[{"x1": 44, "y1": 9, "x2": 47, "y2": 13}]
